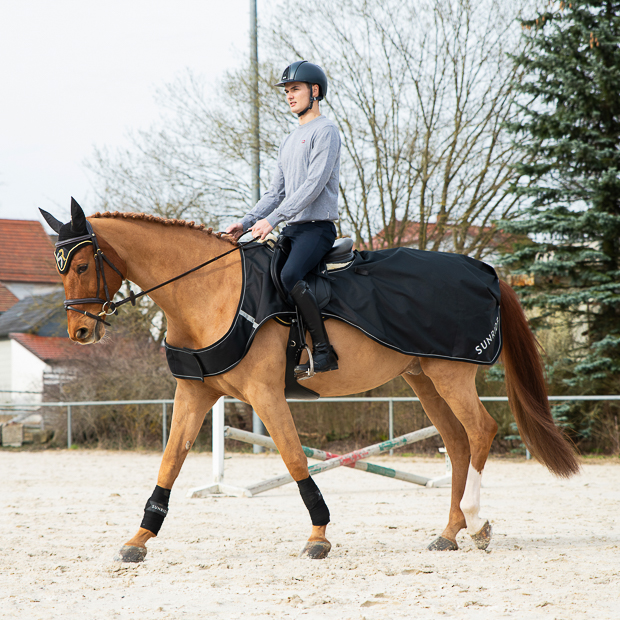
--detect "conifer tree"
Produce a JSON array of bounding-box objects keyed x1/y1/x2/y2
[{"x1": 504, "y1": 0, "x2": 620, "y2": 406}]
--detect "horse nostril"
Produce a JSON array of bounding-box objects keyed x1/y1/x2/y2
[{"x1": 76, "y1": 328, "x2": 90, "y2": 340}]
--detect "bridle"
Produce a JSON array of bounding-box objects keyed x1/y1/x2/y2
[
  {"x1": 57, "y1": 223, "x2": 257, "y2": 327},
  {"x1": 57, "y1": 221, "x2": 127, "y2": 326}
]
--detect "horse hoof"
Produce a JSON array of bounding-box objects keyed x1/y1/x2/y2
[
  {"x1": 471, "y1": 520, "x2": 492, "y2": 550},
  {"x1": 427, "y1": 536, "x2": 458, "y2": 551},
  {"x1": 114, "y1": 545, "x2": 147, "y2": 563},
  {"x1": 299, "y1": 540, "x2": 331, "y2": 559}
]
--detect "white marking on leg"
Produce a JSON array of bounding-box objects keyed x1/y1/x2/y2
[{"x1": 460, "y1": 463, "x2": 486, "y2": 535}]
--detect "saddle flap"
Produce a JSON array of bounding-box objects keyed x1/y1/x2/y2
[
  {"x1": 284, "y1": 319, "x2": 320, "y2": 400},
  {"x1": 270, "y1": 236, "x2": 292, "y2": 306}
]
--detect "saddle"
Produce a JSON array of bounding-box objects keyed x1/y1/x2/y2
[{"x1": 270, "y1": 236, "x2": 355, "y2": 307}]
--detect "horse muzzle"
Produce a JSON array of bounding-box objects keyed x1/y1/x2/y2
[{"x1": 69, "y1": 317, "x2": 105, "y2": 344}]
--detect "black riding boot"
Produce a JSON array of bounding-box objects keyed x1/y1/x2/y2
[{"x1": 290, "y1": 280, "x2": 339, "y2": 379}]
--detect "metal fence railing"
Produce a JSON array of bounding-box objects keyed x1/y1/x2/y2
[{"x1": 1, "y1": 395, "x2": 619, "y2": 452}]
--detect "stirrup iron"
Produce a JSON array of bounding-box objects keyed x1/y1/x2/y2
[{"x1": 295, "y1": 344, "x2": 315, "y2": 381}]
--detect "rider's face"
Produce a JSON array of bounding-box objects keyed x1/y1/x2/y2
[{"x1": 284, "y1": 82, "x2": 315, "y2": 114}]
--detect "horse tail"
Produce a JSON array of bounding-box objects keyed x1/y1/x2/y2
[{"x1": 499, "y1": 279, "x2": 580, "y2": 477}]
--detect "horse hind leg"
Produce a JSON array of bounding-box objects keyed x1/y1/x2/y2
[
  {"x1": 421, "y1": 358, "x2": 498, "y2": 550},
  {"x1": 402, "y1": 371, "x2": 470, "y2": 550}
]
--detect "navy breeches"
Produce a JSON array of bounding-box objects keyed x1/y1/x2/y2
[{"x1": 279, "y1": 221, "x2": 337, "y2": 293}]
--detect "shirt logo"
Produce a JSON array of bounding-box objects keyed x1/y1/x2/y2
[{"x1": 301, "y1": 140, "x2": 306, "y2": 143}]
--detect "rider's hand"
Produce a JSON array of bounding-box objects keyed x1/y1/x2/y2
[
  {"x1": 225, "y1": 222, "x2": 244, "y2": 240},
  {"x1": 250, "y1": 219, "x2": 274, "y2": 241}
]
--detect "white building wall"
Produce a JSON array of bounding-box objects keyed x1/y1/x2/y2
[
  {"x1": 0, "y1": 339, "x2": 12, "y2": 404},
  {"x1": 3, "y1": 283, "x2": 61, "y2": 300},
  {"x1": 10, "y1": 340, "x2": 49, "y2": 404}
]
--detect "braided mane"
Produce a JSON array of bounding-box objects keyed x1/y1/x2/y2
[{"x1": 90, "y1": 211, "x2": 238, "y2": 246}]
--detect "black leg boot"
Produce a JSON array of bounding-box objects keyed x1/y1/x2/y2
[{"x1": 290, "y1": 280, "x2": 339, "y2": 379}]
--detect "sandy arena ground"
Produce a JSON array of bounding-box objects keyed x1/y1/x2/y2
[{"x1": 1, "y1": 449, "x2": 619, "y2": 619}]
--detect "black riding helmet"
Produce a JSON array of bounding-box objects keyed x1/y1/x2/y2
[{"x1": 275, "y1": 60, "x2": 328, "y2": 116}]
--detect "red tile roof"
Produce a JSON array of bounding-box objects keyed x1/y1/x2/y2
[
  {"x1": 9, "y1": 333, "x2": 79, "y2": 362},
  {"x1": 0, "y1": 219, "x2": 61, "y2": 284},
  {"x1": 363, "y1": 220, "x2": 519, "y2": 253},
  {"x1": 0, "y1": 282, "x2": 18, "y2": 313}
]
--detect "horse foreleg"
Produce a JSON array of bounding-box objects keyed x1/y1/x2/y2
[
  {"x1": 115, "y1": 381, "x2": 218, "y2": 563},
  {"x1": 422, "y1": 359, "x2": 498, "y2": 550},
  {"x1": 403, "y1": 371, "x2": 470, "y2": 550},
  {"x1": 251, "y1": 393, "x2": 331, "y2": 559}
]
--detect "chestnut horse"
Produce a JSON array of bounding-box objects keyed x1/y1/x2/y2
[{"x1": 42, "y1": 205, "x2": 579, "y2": 562}]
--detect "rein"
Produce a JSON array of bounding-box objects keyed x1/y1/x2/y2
[{"x1": 60, "y1": 224, "x2": 257, "y2": 326}]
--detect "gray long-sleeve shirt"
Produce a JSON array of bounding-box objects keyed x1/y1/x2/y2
[{"x1": 240, "y1": 115, "x2": 341, "y2": 231}]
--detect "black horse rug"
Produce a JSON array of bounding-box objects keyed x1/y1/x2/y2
[{"x1": 164, "y1": 241, "x2": 502, "y2": 383}]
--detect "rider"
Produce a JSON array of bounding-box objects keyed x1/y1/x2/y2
[{"x1": 226, "y1": 60, "x2": 340, "y2": 378}]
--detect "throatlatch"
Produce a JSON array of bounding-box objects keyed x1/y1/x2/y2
[{"x1": 140, "y1": 485, "x2": 171, "y2": 535}]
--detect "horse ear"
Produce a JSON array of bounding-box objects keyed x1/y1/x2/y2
[
  {"x1": 70, "y1": 197, "x2": 87, "y2": 234},
  {"x1": 39, "y1": 208, "x2": 63, "y2": 234}
]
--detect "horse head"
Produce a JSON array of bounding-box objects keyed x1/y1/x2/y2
[{"x1": 40, "y1": 198, "x2": 125, "y2": 344}]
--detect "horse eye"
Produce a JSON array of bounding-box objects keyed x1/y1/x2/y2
[{"x1": 77, "y1": 264, "x2": 88, "y2": 275}]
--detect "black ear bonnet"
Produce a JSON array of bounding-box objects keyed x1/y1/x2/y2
[{"x1": 40, "y1": 197, "x2": 93, "y2": 274}]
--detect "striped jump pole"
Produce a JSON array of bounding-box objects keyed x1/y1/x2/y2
[
  {"x1": 225, "y1": 425, "x2": 440, "y2": 497},
  {"x1": 224, "y1": 426, "x2": 434, "y2": 487}
]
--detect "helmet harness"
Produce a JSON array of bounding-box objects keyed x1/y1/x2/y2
[{"x1": 295, "y1": 83, "x2": 319, "y2": 117}]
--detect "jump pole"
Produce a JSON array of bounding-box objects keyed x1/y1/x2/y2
[
  {"x1": 245, "y1": 425, "x2": 441, "y2": 496},
  {"x1": 188, "y1": 424, "x2": 442, "y2": 498},
  {"x1": 224, "y1": 426, "x2": 434, "y2": 486}
]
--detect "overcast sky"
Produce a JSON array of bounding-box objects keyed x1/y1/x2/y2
[{"x1": 0, "y1": 1, "x2": 256, "y2": 224}]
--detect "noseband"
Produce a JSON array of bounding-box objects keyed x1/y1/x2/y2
[{"x1": 57, "y1": 225, "x2": 258, "y2": 327}]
